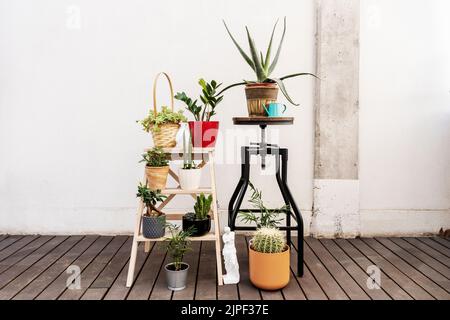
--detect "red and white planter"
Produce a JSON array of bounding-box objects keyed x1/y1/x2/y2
[{"x1": 188, "y1": 121, "x2": 219, "y2": 148}]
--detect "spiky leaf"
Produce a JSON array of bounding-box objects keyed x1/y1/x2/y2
[
  {"x1": 268, "y1": 17, "x2": 286, "y2": 75},
  {"x1": 223, "y1": 20, "x2": 255, "y2": 71},
  {"x1": 246, "y1": 26, "x2": 266, "y2": 82},
  {"x1": 271, "y1": 77, "x2": 299, "y2": 106}
]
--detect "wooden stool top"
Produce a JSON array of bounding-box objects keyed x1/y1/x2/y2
[{"x1": 232, "y1": 117, "x2": 294, "y2": 125}]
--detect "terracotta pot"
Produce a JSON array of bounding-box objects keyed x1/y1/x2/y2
[
  {"x1": 248, "y1": 244, "x2": 290, "y2": 290},
  {"x1": 145, "y1": 166, "x2": 169, "y2": 190},
  {"x1": 245, "y1": 83, "x2": 278, "y2": 117},
  {"x1": 188, "y1": 121, "x2": 219, "y2": 148}
]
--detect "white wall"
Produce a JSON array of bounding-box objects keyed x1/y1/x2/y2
[
  {"x1": 0, "y1": 0, "x2": 316, "y2": 234},
  {"x1": 359, "y1": 0, "x2": 450, "y2": 235}
]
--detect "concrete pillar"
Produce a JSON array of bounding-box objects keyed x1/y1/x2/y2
[{"x1": 311, "y1": 0, "x2": 360, "y2": 237}]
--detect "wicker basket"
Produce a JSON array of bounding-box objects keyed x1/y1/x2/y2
[{"x1": 150, "y1": 72, "x2": 181, "y2": 148}]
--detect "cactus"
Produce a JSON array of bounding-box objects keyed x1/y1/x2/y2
[
  {"x1": 252, "y1": 227, "x2": 286, "y2": 254},
  {"x1": 182, "y1": 130, "x2": 196, "y2": 169},
  {"x1": 194, "y1": 193, "x2": 213, "y2": 220}
]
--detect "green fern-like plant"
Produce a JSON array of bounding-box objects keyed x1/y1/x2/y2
[
  {"x1": 138, "y1": 106, "x2": 187, "y2": 132},
  {"x1": 252, "y1": 227, "x2": 286, "y2": 254},
  {"x1": 139, "y1": 147, "x2": 169, "y2": 167},
  {"x1": 194, "y1": 193, "x2": 213, "y2": 220},
  {"x1": 221, "y1": 17, "x2": 318, "y2": 105}
]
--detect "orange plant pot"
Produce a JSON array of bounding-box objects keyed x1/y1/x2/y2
[
  {"x1": 248, "y1": 245, "x2": 290, "y2": 290},
  {"x1": 145, "y1": 166, "x2": 169, "y2": 191}
]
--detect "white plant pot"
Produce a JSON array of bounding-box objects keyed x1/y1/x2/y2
[{"x1": 178, "y1": 168, "x2": 202, "y2": 190}]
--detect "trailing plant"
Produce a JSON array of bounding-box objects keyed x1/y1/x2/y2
[
  {"x1": 165, "y1": 224, "x2": 194, "y2": 271},
  {"x1": 138, "y1": 106, "x2": 187, "y2": 132},
  {"x1": 221, "y1": 17, "x2": 318, "y2": 105},
  {"x1": 193, "y1": 193, "x2": 213, "y2": 220},
  {"x1": 139, "y1": 147, "x2": 169, "y2": 167},
  {"x1": 136, "y1": 182, "x2": 167, "y2": 217},
  {"x1": 252, "y1": 227, "x2": 286, "y2": 254},
  {"x1": 239, "y1": 182, "x2": 289, "y2": 228},
  {"x1": 182, "y1": 130, "x2": 197, "y2": 169},
  {"x1": 175, "y1": 79, "x2": 224, "y2": 121}
]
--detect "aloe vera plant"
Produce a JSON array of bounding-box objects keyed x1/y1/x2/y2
[{"x1": 221, "y1": 17, "x2": 317, "y2": 105}]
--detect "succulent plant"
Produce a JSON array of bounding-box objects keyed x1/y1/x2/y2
[
  {"x1": 139, "y1": 147, "x2": 169, "y2": 167},
  {"x1": 194, "y1": 193, "x2": 213, "y2": 220},
  {"x1": 252, "y1": 227, "x2": 286, "y2": 254},
  {"x1": 221, "y1": 17, "x2": 318, "y2": 105},
  {"x1": 182, "y1": 130, "x2": 197, "y2": 169}
]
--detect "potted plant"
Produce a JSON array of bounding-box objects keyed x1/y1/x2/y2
[
  {"x1": 221, "y1": 17, "x2": 317, "y2": 117},
  {"x1": 175, "y1": 79, "x2": 223, "y2": 147},
  {"x1": 239, "y1": 182, "x2": 290, "y2": 290},
  {"x1": 178, "y1": 130, "x2": 201, "y2": 190},
  {"x1": 140, "y1": 147, "x2": 169, "y2": 191},
  {"x1": 182, "y1": 193, "x2": 213, "y2": 237},
  {"x1": 164, "y1": 224, "x2": 194, "y2": 291},
  {"x1": 136, "y1": 182, "x2": 167, "y2": 239},
  {"x1": 138, "y1": 106, "x2": 187, "y2": 148}
]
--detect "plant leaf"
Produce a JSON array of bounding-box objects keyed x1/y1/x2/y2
[
  {"x1": 215, "y1": 81, "x2": 247, "y2": 96},
  {"x1": 268, "y1": 17, "x2": 286, "y2": 76},
  {"x1": 223, "y1": 20, "x2": 255, "y2": 71},
  {"x1": 271, "y1": 77, "x2": 299, "y2": 106},
  {"x1": 246, "y1": 26, "x2": 265, "y2": 82},
  {"x1": 265, "y1": 19, "x2": 278, "y2": 72}
]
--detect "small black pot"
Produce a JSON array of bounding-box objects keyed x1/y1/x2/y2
[
  {"x1": 182, "y1": 213, "x2": 211, "y2": 237},
  {"x1": 142, "y1": 214, "x2": 166, "y2": 239}
]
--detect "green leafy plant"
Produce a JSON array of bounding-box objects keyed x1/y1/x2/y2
[
  {"x1": 139, "y1": 147, "x2": 169, "y2": 167},
  {"x1": 252, "y1": 227, "x2": 286, "y2": 253},
  {"x1": 221, "y1": 17, "x2": 318, "y2": 105},
  {"x1": 182, "y1": 130, "x2": 197, "y2": 169},
  {"x1": 138, "y1": 106, "x2": 187, "y2": 132},
  {"x1": 165, "y1": 224, "x2": 194, "y2": 271},
  {"x1": 193, "y1": 193, "x2": 213, "y2": 220},
  {"x1": 239, "y1": 182, "x2": 288, "y2": 228},
  {"x1": 175, "y1": 79, "x2": 224, "y2": 121},
  {"x1": 136, "y1": 182, "x2": 167, "y2": 217}
]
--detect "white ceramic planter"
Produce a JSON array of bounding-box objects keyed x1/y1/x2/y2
[{"x1": 178, "y1": 168, "x2": 202, "y2": 190}]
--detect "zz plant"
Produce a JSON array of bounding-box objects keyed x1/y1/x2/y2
[
  {"x1": 194, "y1": 193, "x2": 213, "y2": 220},
  {"x1": 252, "y1": 227, "x2": 286, "y2": 254},
  {"x1": 175, "y1": 79, "x2": 224, "y2": 121},
  {"x1": 221, "y1": 17, "x2": 317, "y2": 105}
]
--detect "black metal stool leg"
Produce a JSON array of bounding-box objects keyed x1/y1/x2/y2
[{"x1": 228, "y1": 146, "x2": 251, "y2": 230}]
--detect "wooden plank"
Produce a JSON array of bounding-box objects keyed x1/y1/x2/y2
[
  {"x1": 0, "y1": 236, "x2": 23, "y2": 252},
  {"x1": 58, "y1": 236, "x2": 128, "y2": 300},
  {"x1": 0, "y1": 236, "x2": 79, "y2": 299},
  {"x1": 235, "y1": 236, "x2": 260, "y2": 300},
  {"x1": 281, "y1": 243, "x2": 307, "y2": 300},
  {"x1": 302, "y1": 238, "x2": 348, "y2": 300},
  {"x1": 172, "y1": 242, "x2": 201, "y2": 300},
  {"x1": 90, "y1": 238, "x2": 133, "y2": 289},
  {"x1": 127, "y1": 242, "x2": 166, "y2": 300},
  {"x1": 0, "y1": 235, "x2": 8, "y2": 243},
  {"x1": 432, "y1": 237, "x2": 450, "y2": 249},
  {"x1": 363, "y1": 238, "x2": 449, "y2": 300},
  {"x1": 291, "y1": 239, "x2": 327, "y2": 300},
  {"x1": 195, "y1": 241, "x2": 217, "y2": 300},
  {"x1": 149, "y1": 251, "x2": 173, "y2": 300},
  {"x1": 24, "y1": 236, "x2": 112, "y2": 300},
  {"x1": 335, "y1": 239, "x2": 412, "y2": 300},
  {"x1": 14, "y1": 236, "x2": 99, "y2": 300},
  {"x1": 306, "y1": 237, "x2": 370, "y2": 300},
  {"x1": 403, "y1": 238, "x2": 450, "y2": 267},
  {"x1": 0, "y1": 236, "x2": 38, "y2": 263},
  {"x1": 350, "y1": 238, "x2": 433, "y2": 300},
  {"x1": 0, "y1": 236, "x2": 53, "y2": 273},
  {"x1": 377, "y1": 238, "x2": 450, "y2": 292},
  {"x1": 390, "y1": 237, "x2": 450, "y2": 279},
  {"x1": 320, "y1": 239, "x2": 391, "y2": 300},
  {"x1": 81, "y1": 288, "x2": 107, "y2": 300},
  {"x1": 416, "y1": 238, "x2": 450, "y2": 258},
  {"x1": 104, "y1": 243, "x2": 151, "y2": 300}
]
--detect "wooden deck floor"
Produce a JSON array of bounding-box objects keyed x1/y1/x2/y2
[{"x1": 0, "y1": 234, "x2": 449, "y2": 300}]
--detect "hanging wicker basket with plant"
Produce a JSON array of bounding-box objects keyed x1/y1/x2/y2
[{"x1": 138, "y1": 72, "x2": 187, "y2": 148}]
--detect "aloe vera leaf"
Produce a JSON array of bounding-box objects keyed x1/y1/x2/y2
[
  {"x1": 271, "y1": 77, "x2": 300, "y2": 106},
  {"x1": 223, "y1": 20, "x2": 255, "y2": 71},
  {"x1": 246, "y1": 26, "x2": 265, "y2": 82},
  {"x1": 268, "y1": 17, "x2": 286, "y2": 75},
  {"x1": 265, "y1": 19, "x2": 279, "y2": 72}
]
